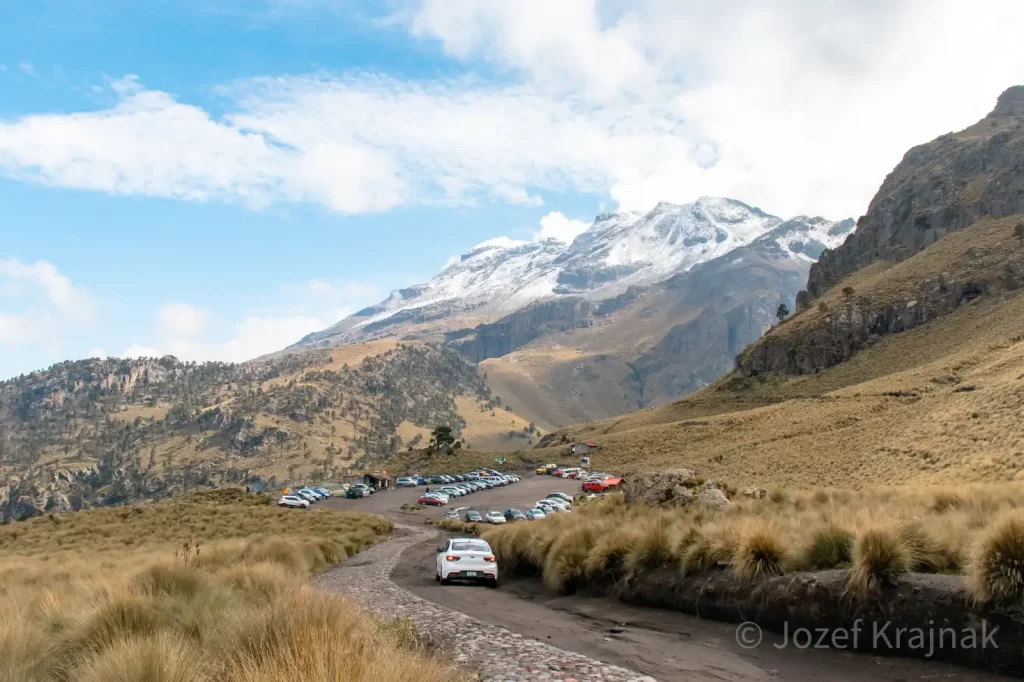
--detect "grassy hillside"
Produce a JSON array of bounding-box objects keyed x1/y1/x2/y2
[
  {"x1": 537, "y1": 282, "x2": 1024, "y2": 488},
  {"x1": 0, "y1": 490, "x2": 466, "y2": 682},
  {"x1": 1, "y1": 342, "x2": 490, "y2": 519}
]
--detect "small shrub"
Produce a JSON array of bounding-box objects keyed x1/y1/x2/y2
[
  {"x1": 897, "y1": 522, "x2": 948, "y2": 573},
  {"x1": 681, "y1": 526, "x2": 739, "y2": 575},
  {"x1": 846, "y1": 527, "x2": 911, "y2": 598},
  {"x1": 134, "y1": 563, "x2": 209, "y2": 599},
  {"x1": 623, "y1": 518, "x2": 675, "y2": 576},
  {"x1": 75, "y1": 631, "x2": 208, "y2": 682},
  {"x1": 543, "y1": 525, "x2": 600, "y2": 592},
  {"x1": 731, "y1": 522, "x2": 788, "y2": 580},
  {"x1": 800, "y1": 525, "x2": 853, "y2": 570},
  {"x1": 584, "y1": 526, "x2": 638, "y2": 582},
  {"x1": 967, "y1": 512, "x2": 1024, "y2": 603}
]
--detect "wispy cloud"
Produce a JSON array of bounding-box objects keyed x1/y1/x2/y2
[
  {"x1": 0, "y1": 259, "x2": 94, "y2": 324},
  {"x1": 119, "y1": 277, "x2": 379, "y2": 363},
  {"x1": 17, "y1": 61, "x2": 34, "y2": 76}
]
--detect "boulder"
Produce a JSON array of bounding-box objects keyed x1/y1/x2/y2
[
  {"x1": 741, "y1": 487, "x2": 769, "y2": 500},
  {"x1": 697, "y1": 487, "x2": 731, "y2": 509},
  {"x1": 622, "y1": 469, "x2": 700, "y2": 507}
]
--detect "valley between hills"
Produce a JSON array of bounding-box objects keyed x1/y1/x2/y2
[{"x1": 3, "y1": 86, "x2": 1024, "y2": 521}]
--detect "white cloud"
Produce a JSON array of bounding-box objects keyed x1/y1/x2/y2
[
  {"x1": 87, "y1": 347, "x2": 106, "y2": 359},
  {"x1": 534, "y1": 211, "x2": 590, "y2": 243},
  {"x1": 0, "y1": 259, "x2": 94, "y2": 323},
  {"x1": 117, "y1": 278, "x2": 379, "y2": 365},
  {"x1": 405, "y1": 0, "x2": 656, "y2": 100},
  {"x1": 0, "y1": 2, "x2": 1022, "y2": 221},
  {"x1": 0, "y1": 313, "x2": 57, "y2": 347},
  {"x1": 156, "y1": 301, "x2": 210, "y2": 339},
  {"x1": 18, "y1": 61, "x2": 33, "y2": 76},
  {"x1": 120, "y1": 315, "x2": 325, "y2": 363},
  {"x1": 210, "y1": 315, "x2": 326, "y2": 361},
  {"x1": 119, "y1": 344, "x2": 163, "y2": 359}
]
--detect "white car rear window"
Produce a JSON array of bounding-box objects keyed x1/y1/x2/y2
[{"x1": 452, "y1": 541, "x2": 489, "y2": 552}]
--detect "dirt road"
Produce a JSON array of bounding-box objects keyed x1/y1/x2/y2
[{"x1": 323, "y1": 476, "x2": 1005, "y2": 682}]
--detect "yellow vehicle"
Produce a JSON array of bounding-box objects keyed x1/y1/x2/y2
[{"x1": 536, "y1": 463, "x2": 558, "y2": 475}]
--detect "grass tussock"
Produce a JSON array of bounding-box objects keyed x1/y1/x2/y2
[
  {"x1": 0, "y1": 495, "x2": 467, "y2": 682},
  {"x1": 846, "y1": 526, "x2": 912, "y2": 598},
  {"x1": 731, "y1": 521, "x2": 788, "y2": 581},
  {"x1": 483, "y1": 484, "x2": 1024, "y2": 600},
  {"x1": 800, "y1": 524, "x2": 854, "y2": 570},
  {"x1": 967, "y1": 512, "x2": 1024, "y2": 604}
]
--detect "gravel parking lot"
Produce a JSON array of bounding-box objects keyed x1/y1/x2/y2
[{"x1": 320, "y1": 472, "x2": 580, "y2": 519}]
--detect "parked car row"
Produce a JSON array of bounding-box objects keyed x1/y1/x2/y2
[
  {"x1": 345, "y1": 483, "x2": 376, "y2": 498},
  {"x1": 416, "y1": 470, "x2": 521, "y2": 506},
  {"x1": 535, "y1": 464, "x2": 594, "y2": 480},
  {"x1": 277, "y1": 486, "x2": 333, "y2": 509},
  {"x1": 442, "y1": 492, "x2": 575, "y2": 523},
  {"x1": 399, "y1": 469, "x2": 520, "y2": 488}
]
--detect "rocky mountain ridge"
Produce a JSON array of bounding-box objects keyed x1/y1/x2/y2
[
  {"x1": 806, "y1": 86, "x2": 1024, "y2": 301},
  {"x1": 0, "y1": 344, "x2": 489, "y2": 520},
  {"x1": 296, "y1": 197, "x2": 852, "y2": 349},
  {"x1": 741, "y1": 86, "x2": 1024, "y2": 378}
]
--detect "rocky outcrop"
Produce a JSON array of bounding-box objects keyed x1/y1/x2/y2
[
  {"x1": 447, "y1": 298, "x2": 596, "y2": 362},
  {"x1": 230, "y1": 419, "x2": 289, "y2": 455},
  {"x1": 807, "y1": 86, "x2": 1024, "y2": 300},
  {"x1": 741, "y1": 267, "x2": 1024, "y2": 376},
  {"x1": 621, "y1": 469, "x2": 700, "y2": 506}
]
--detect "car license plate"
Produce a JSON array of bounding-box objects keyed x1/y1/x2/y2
[{"x1": 465, "y1": 571, "x2": 479, "y2": 577}]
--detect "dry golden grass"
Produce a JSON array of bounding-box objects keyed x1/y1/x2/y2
[
  {"x1": 0, "y1": 490, "x2": 467, "y2": 682},
  {"x1": 966, "y1": 512, "x2": 1024, "y2": 604},
  {"x1": 538, "y1": 284, "x2": 1024, "y2": 489},
  {"x1": 480, "y1": 485, "x2": 1024, "y2": 602},
  {"x1": 456, "y1": 396, "x2": 537, "y2": 451}
]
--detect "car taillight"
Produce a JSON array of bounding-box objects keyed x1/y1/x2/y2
[
  {"x1": 484, "y1": 556, "x2": 496, "y2": 562},
  {"x1": 445, "y1": 555, "x2": 460, "y2": 561}
]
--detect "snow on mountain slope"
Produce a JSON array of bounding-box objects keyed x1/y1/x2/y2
[{"x1": 296, "y1": 198, "x2": 853, "y2": 348}]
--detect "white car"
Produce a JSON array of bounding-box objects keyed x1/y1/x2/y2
[
  {"x1": 294, "y1": 490, "x2": 318, "y2": 503},
  {"x1": 277, "y1": 495, "x2": 309, "y2": 509},
  {"x1": 436, "y1": 537, "x2": 499, "y2": 587},
  {"x1": 537, "y1": 499, "x2": 569, "y2": 513},
  {"x1": 396, "y1": 477, "x2": 417, "y2": 487},
  {"x1": 485, "y1": 511, "x2": 507, "y2": 524},
  {"x1": 439, "y1": 487, "x2": 464, "y2": 498},
  {"x1": 546, "y1": 492, "x2": 574, "y2": 504}
]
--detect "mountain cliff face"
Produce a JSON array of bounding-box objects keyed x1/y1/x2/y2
[
  {"x1": 806, "y1": 86, "x2": 1024, "y2": 301},
  {"x1": 741, "y1": 86, "x2": 1024, "y2": 378}
]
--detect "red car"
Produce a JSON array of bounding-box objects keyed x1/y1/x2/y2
[
  {"x1": 418, "y1": 495, "x2": 445, "y2": 506},
  {"x1": 553, "y1": 468, "x2": 566, "y2": 477},
  {"x1": 583, "y1": 476, "x2": 621, "y2": 493}
]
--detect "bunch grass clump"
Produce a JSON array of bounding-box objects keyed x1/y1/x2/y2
[{"x1": 966, "y1": 512, "x2": 1024, "y2": 604}]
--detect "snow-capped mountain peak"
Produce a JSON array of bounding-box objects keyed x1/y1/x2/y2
[{"x1": 294, "y1": 198, "x2": 853, "y2": 348}]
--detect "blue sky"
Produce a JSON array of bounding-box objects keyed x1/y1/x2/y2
[{"x1": 2, "y1": 0, "x2": 1022, "y2": 379}]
